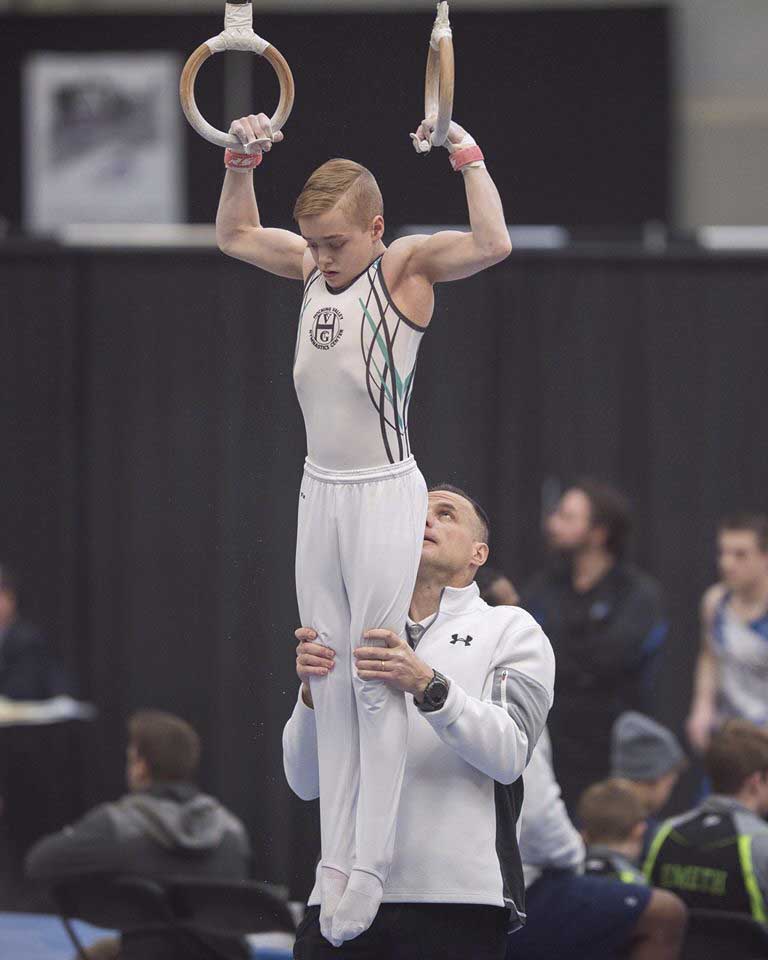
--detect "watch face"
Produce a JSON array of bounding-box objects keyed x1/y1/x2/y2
[{"x1": 427, "y1": 676, "x2": 449, "y2": 704}]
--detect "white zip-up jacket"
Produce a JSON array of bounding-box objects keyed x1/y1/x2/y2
[
  {"x1": 518, "y1": 727, "x2": 586, "y2": 889},
  {"x1": 282, "y1": 582, "x2": 555, "y2": 925}
]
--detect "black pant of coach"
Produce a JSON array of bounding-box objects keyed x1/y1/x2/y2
[{"x1": 293, "y1": 903, "x2": 509, "y2": 959}]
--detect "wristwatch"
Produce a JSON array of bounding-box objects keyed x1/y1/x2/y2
[{"x1": 417, "y1": 670, "x2": 450, "y2": 713}]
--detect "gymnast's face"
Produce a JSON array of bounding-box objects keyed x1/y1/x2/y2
[
  {"x1": 421, "y1": 490, "x2": 489, "y2": 582},
  {"x1": 300, "y1": 204, "x2": 385, "y2": 289}
]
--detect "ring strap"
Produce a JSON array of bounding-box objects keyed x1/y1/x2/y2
[
  {"x1": 206, "y1": 2, "x2": 268, "y2": 55},
  {"x1": 430, "y1": 1, "x2": 452, "y2": 50}
]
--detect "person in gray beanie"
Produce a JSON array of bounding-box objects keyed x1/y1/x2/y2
[{"x1": 611, "y1": 711, "x2": 687, "y2": 848}]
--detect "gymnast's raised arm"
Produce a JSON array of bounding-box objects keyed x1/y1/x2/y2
[
  {"x1": 215, "y1": 112, "x2": 308, "y2": 280},
  {"x1": 392, "y1": 119, "x2": 512, "y2": 285}
]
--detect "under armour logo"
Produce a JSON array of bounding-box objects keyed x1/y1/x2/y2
[{"x1": 450, "y1": 634, "x2": 473, "y2": 646}]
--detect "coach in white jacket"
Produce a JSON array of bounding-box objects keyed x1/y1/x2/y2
[{"x1": 283, "y1": 483, "x2": 555, "y2": 959}]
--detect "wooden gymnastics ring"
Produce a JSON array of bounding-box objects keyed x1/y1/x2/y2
[
  {"x1": 180, "y1": 0, "x2": 295, "y2": 150},
  {"x1": 419, "y1": 1, "x2": 455, "y2": 151}
]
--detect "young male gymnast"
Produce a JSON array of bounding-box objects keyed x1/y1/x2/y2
[{"x1": 216, "y1": 110, "x2": 511, "y2": 945}]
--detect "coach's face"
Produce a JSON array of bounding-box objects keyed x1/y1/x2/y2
[{"x1": 421, "y1": 490, "x2": 488, "y2": 581}]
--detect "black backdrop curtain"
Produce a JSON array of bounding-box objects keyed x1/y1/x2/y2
[{"x1": 2, "y1": 244, "x2": 768, "y2": 895}]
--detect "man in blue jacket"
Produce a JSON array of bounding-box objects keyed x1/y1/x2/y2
[
  {"x1": 0, "y1": 565, "x2": 71, "y2": 700},
  {"x1": 521, "y1": 480, "x2": 667, "y2": 813}
]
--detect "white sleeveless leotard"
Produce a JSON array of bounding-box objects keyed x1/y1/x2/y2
[
  {"x1": 293, "y1": 254, "x2": 430, "y2": 894},
  {"x1": 293, "y1": 255, "x2": 425, "y2": 472},
  {"x1": 713, "y1": 592, "x2": 768, "y2": 726}
]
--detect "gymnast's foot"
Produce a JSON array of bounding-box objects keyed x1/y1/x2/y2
[
  {"x1": 330, "y1": 868, "x2": 384, "y2": 946},
  {"x1": 319, "y1": 865, "x2": 348, "y2": 944}
]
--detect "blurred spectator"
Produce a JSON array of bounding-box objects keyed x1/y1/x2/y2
[
  {"x1": 475, "y1": 566, "x2": 520, "y2": 606},
  {"x1": 579, "y1": 779, "x2": 648, "y2": 885},
  {"x1": 521, "y1": 480, "x2": 667, "y2": 812},
  {"x1": 0, "y1": 564, "x2": 72, "y2": 700},
  {"x1": 644, "y1": 720, "x2": 768, "y2": 922},
  {"x1": 611, "y1": 711, "x2": 687, "y2": 851},
  {"x1": 686, "y1": 515, "x2": 768, "y2": 754},
  {"x1": 508, "y1": 728, "x2": 686, "y2": 960},
  {"x1": 26, "y1": 709, "x2": 251, "y2": 960}
]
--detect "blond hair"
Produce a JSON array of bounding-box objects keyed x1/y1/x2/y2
[
  {"x1": 578, "y1": 778, "x2": 648, "y2": 844},
  {"x1": 293, "y1": 159, "x2": 383, "y2": 228}
]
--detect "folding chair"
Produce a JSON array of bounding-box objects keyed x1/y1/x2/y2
[
  {"x1": 681, "y1": 908, "x2": 768, "y2": 960},
  {"x1": 50, "y1": 874, "x2": 177, "y2": 960},
  {"x1": 168, "y1": 877, "x2": 296, "y2": 958}
]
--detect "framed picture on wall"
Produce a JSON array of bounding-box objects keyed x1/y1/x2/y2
[{"x1": 23, "y1": 52, "x2": 184, "y2": 231}]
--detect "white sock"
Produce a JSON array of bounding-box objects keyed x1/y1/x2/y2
[
  {"x1": 330, "y1": 869, "x2": 384, "y2": 946},
  {"x1": 319, "y1": 865, "x2": 348, "y2": 943}
]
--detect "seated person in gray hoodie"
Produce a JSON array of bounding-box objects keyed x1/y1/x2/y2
[{"x1": 26, "y1": 709, "x2": 251, "y2": 960}]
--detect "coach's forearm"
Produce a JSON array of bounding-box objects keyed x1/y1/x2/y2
[
  {"x1": 462, "y1": 167, "x2": 512, "y2": 260},
  {"x1": 216, "y1": 169, "x2": 262, "y2": 248},
  {"x1": 282, "y1": 689, "x2": 320, "y2": 801},
  {"x1": 421, "y1": 679, "x2": 537, "y2": 784}
]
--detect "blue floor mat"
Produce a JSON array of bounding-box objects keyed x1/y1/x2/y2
[
  {"x1": 0, "y1": 913, "x2": 293, "y2": 959},
  {"x1": 0, "y1": 913, "x2": 113, "y2": 960}
]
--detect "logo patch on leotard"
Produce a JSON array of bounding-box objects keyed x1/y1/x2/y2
[{"x1": 310, "y1": 307, "x2": 344, "y2": 350}]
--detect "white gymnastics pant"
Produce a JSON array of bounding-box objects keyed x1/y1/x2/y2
[{"x1": 296, "y1": 456, "x2": 427, "y2": 884}]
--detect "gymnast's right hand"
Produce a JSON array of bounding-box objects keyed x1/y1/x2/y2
[{"x1": 224, "y1": 114, "x2": 284, "y2": 169}]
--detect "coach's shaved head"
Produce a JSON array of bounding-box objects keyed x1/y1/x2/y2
[
  {"x1": 419, "y1": 485, "x2": 491, "y2": 589},
  {"x1": 428, "y1": 483, "x2": 490, "y2": 545}
]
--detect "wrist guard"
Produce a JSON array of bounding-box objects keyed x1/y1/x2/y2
[
  {"x1": 449, "y1": 145, "x2": 485, "y2": 172},
  {"x1": 224, "y1": 148, "x2": 263, "y2": 170}
]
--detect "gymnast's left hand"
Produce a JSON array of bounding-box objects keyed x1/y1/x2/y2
[
  {"x1": 354, "y1": 629, "x2": 434, "y2": 701},
  {"x1": 410, "y1": 118, "x2": 474, "y2": 154}
]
